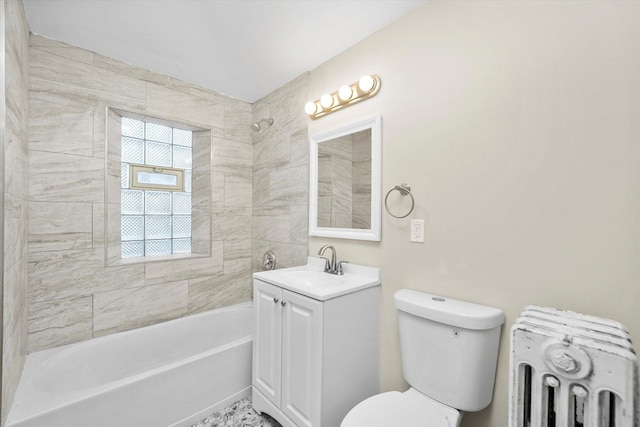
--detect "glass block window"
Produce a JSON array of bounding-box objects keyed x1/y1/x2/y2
[{"x1": 121, "y1": 117, "x2": 193, "y2": 258}]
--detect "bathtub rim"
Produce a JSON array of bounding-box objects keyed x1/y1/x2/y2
[{"x1": 7, "y1": 301, "x2": 252, "y2": 426}]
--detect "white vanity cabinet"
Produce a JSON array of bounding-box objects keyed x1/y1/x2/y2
[{"x1": 251, "y1": 259, "x2": 380, "y2": 427}]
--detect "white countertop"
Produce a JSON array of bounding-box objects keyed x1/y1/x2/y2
[{"x1": 253, "y1": 256, "x2": 381, "y2": 301}]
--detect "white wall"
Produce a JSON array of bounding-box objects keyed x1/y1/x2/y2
[{"x1": 308, "y1": 1, "x2": 640, "y2": 425}]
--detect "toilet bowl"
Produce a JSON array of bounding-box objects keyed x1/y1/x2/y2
[
  {"x1": 341, "y1": 289, "x2": 504, "y2": 427},
  {"x1": 341, "y1": 388, "x2": 461, "y2": 427}
]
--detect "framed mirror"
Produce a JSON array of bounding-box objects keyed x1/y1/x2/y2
[{"x1": 309, "y1": 114, "x2": 381, "y2": 241}]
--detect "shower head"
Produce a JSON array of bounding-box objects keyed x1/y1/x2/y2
[{"x1": 250, "y1": 118, "x2": 274, "y2": 133}]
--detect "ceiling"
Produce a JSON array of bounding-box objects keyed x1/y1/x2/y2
[{"x1": 23, "y1": 0, "x2": 426, "y2": 103}]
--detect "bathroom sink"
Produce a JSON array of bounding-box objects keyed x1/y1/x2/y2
[
  {"x1": 253, "y1": 256, "x2": 380, "y2": 300},
  {"x1": 280, "y1": 270, "x2": 345, "y2": 287}
]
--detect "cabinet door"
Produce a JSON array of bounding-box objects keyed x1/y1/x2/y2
[
  {"x1": 281, "y1": 290, "x2": 323, "y2": 427},
  {"x1": 252, "y1": 279, "x2": 283, "y2": 407}
]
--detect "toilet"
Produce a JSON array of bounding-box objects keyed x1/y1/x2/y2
[{"x1": 341, "y1": 289, "x2": 505, "y2": 427}]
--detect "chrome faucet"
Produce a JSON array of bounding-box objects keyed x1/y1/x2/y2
[
  {"x1": 318, "y1": 245, "x2": 336, "y2": 273},
  {"x1": 318, "y1": 245, "x2": 347, "y2": 275}
]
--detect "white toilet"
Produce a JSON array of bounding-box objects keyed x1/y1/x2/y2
[{"x1": 341, "y1": 289, "x2": 505, "y2": 427}]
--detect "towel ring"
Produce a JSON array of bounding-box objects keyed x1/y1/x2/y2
[{"x1": 384, "y1": 183, "x2": 415, "y2": 218}]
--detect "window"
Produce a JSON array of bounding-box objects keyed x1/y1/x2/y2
[{"x1": 120, "y1": 117, "x2": 193, "y2": 258}]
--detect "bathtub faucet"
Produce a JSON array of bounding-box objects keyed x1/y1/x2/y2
[{"x1": 318, "y1": 245, "x2": 346, "y2": 275}]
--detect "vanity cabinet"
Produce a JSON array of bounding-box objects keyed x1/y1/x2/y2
[{"x1": 252, "y1": 275, "x2": 380, "y2": 427}]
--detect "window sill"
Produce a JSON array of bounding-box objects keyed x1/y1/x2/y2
[{"x1": 107, "y1": 251, "x2": 210, "y2": 267}]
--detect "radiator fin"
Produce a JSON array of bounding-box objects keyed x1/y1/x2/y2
[{"x1": 509, "y1": 306, "x2": 638, "y2": 427}]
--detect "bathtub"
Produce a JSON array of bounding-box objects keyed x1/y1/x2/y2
[{"x1": 7, "y1": 302, "x2": 253, "y2": 427}]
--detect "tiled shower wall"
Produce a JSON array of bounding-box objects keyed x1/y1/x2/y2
[
  {"x1": 252, "y1": 74, "x2": 309, "y2": 271},
  {"x1": 2, "y1": 0, "x2": 29, "y2": 424},
  {"x1": 27, "y1": 35, "x2": 256, "y2": 352}
]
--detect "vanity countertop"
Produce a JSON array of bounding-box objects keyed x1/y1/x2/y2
[{"x1": 253, "y1": 256, "x2": 380, "y2": 301}]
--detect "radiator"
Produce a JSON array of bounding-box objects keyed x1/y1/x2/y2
[{"x1": 509, "y1": 305, "x2": 639, "y2": 427}]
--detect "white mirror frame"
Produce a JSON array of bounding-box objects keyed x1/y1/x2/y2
[{"x1": 309, "y1": 114, "x2": 382, "y2": 241}]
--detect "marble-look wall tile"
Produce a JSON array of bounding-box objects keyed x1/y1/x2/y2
[
  {"x1": 266, "y1": 242, "x2": 308, "y2": 269},
  {"x1": 2, "y1": 261, "x2": 28, "y2": 422},
  {"x1": 93, "y1": 281, "x2": 189, "y2": 337},
  {"x1": 30, "y1": 48, "x2": 146, "y2": 110},
  {"x1": 270, "y1": 186, "x2": 308, "y2": 208},
  {"x1": 30, "y1": 35, "x2": 94, "y2": 65},
  {"x1": 192, "y1": 206, "x2": 211, "y2": 255},
  {"x1": 253, "y1": 207, "x2": 290, "y2": 243},
  {"x1": 251, "y1": 74, "x2": 309, "y2": 275},
  {"x1": 28, "y1": 201, "x2": 92, "y2": 235},
  {"x1": 192, "y1": 171, "x2": 212, "y2": 208},
  {"x1": 28, "y1": 201, "x2": 93, "y2": 252},
  {"x1": 92, "y1": 203, "x2": 105, "y2": 248},
  {"x1": 224, "y1": 239, "x2": 252, "y2": 274},
  {"x1": 253, "y1": 134, "x2": 290, "y2": 173},
  {"x1": 192, "y1": 130, "x2": 212, "y2": 172},
  {"x1": 224, "y1": 238, "x2": 252, "y2": 261},
  {"x1": 224, "y1": 257, "x2": 252, "y2": 275},
  {"x1": 27, "y1": 296, "x2": 93, "y2": 352},
  {"x1": 212, "y1": 136, "x2": 252, "y2": 163},
  {"x1": 189, "y1": 85, "x2": 251, "y2": 113},
  {"x1": 92, "y1": 107, "x2": 106, "y2": 158},
  {"x1": 270, "y1": 165, "x2": 308, "y2": 207},
  {"x1": 270, "y1": 165, "x2": 307, "y2": 190},
  {"x1": 211, "y1": 207, "x2": 252, "y2": 240},
  {"x1": 4, "y1": 106, "x2": 28, "y2": 198},
  {"x1": 25, "y1": 35, "x2": 253, "y2": 349},
  {"x1": 143, "y1": 242, "x2": 223, "y2": 285},
  {"x1": 224, "y1": 107, "x2": 253, "y2": 144},
  {"x1": 4, "y1": 193, "x2": 28, "y2": 271},
  {"x1": 23, "y1": 33, "x2": 301, "y2": 354},
  {"x1": 93, "y1": 53, "x2": 192, "y2": 95},
  {"x1": 28, "y1": 248, "x2": 145, "y2": 303},
  {"x1": 290, "y1": 127, "x2": 309, "y2": 168},
  {"x1": 252, "y1": 169, "x2": 270, "y2": 208},
  {"x1": 225, "y1": 175, "x2": 252, "y2": 208},
  {"x1": 3, "y1": 1, "x2": 30, "y2": 424},
  {"x1": 289, "y1": 205, "x2": 308, "y2": 245},
  {"x1": 211, "y1": 172, "x2": 225, "y2": 206},
  {"x1": 188, "y1": 272, "x2": 252, "y2": 314},
  {"x1": 29, "y1": 150, "x2": 104, "y2": 202},
  {"x1": 145, "y1": 83, "x2": 225, "y2": 129},
  {"x1": 252, "y1": 240, "x2": 270, "y2": 272},
  {"x1": 105, "y1": 202, "x2": 121, "y2": 265},
  {"x1": 29, "y1": 100, "x2": 94, "y2": 156}
]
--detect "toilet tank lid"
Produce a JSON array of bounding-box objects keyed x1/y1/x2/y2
[{"x1": 394, "y1": 289, "x2": 505, "y2": 330}]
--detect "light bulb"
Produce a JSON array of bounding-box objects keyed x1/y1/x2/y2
[
  {"x1": 358, "y1": 75, "x2": 375, "y2": 92},
  {"x1": 304, "y1": 101, "x2": 318, "y2": 115},
  {"x1": 338, "y1": 85, "x2": 353, "y2": 101},
  {"x1": 320, "y1": 93, "x2": 334, "y2": 109}
]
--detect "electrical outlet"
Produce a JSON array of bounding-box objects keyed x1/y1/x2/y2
[{"x1": 410, "y1": 219, "x2": 424, "y2": 243}]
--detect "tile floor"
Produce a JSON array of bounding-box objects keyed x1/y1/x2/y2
[{"x1": 190, "y1": 397, "x2": 281, "y2": 427}]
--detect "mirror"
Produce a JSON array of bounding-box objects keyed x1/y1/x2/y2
[{"x1": 309, "y1": 114, "x2": 381, "y2": 241}]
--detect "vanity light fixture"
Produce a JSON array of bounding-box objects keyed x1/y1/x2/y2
[
  {"x1": 320, "y1": 93, "x2": 335, "y2": 109},
  {"x1": 305, "y1": 74, "x2": 381, "y2": 120}
]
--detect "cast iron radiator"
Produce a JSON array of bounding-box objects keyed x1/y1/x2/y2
[{"x1": 509, "y1": 305, "x2": 638, "y2": 427}]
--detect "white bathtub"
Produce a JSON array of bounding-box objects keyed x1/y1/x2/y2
[{"x1": 7, "y1": 302, "x2": 253, "y2": 427}]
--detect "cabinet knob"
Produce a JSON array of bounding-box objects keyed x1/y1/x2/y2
[
  {"x1": 281, "y1": 301, "x2": 286, "y2": 307},
  {"x1": 273, "y1": 297, "x2": 279, "y2": 304}
]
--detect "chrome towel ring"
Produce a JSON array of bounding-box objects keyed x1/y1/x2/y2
[{"x1": 384, "y1": 183, "x2": 415, "y2": 218}]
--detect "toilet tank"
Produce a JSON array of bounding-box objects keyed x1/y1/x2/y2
[{"x1": 394, "y1": 289, "x2": 504, "y2": 412}]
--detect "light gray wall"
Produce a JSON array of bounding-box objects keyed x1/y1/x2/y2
[
  {"x1": 308, "y1": 2, "x2": 640, "y2": 426},
  {"x1": 2, "y1": 0, "x2": 29, "y2": 424},
  {"x1": 27, "y1": 35, "x2": 255, "y2": 352}
]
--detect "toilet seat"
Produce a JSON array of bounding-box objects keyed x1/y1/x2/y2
[{"x1": 340, "y1": 389, "x2": 461, "y2": 427}]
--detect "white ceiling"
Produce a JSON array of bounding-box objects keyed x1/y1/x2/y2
[{"x1": 23, "y1": 0, "x2": 426, "y2": 102}]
